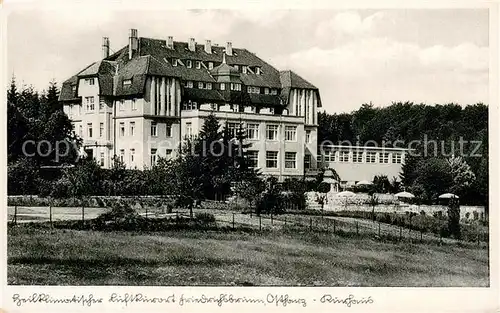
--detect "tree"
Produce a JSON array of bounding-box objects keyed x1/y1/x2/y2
[
  {"x1": 372, "y1": 175, "x2": 391, "y2": 193},
  {"x1": 7, "y1": 79, "x2": 80, "y2": 167},
  {"x1": 7, "y1": 157, "x2": 39, "y2": 195},
  {"x1": 447, "y1": 197, "x2": 461, "y2": 239},
  {"x1": 234, "y1": 176, "x2": 266, "y2": 209},
  {"x1": 62, "y1": 159, "x2": 102, "y2": 200},
  {"x1": 447, "y1": 155, "x2": 476, "y2": 196},
  {"x1": 168, "y1": 144, "x2": 204, "y2": 217},
  {"x1": 411, "y1": 158, "x2": 453, "y2": 203},
  {"x1": 368, "y1": 193, "x2": 380, "y2": 221},
  {"x1": 256, "y1": 176, "x2": 282, "y2": 215},
  {"x1": 7, "y1": 101, "x2": 30, "y2": 163},
  {"x1": 399, "y1": 154, "x2": 422, "y2": 188},
  {"x1": 148, "y1": 156, "x2": 174, "y2": 196},
  {"x1": 106, "y1": 155, "x2": 127, "y2": 196}
]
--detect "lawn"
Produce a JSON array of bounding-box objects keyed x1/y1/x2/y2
[{"x1": 7, "y1": 227, "x2": 489, "y2": 286}]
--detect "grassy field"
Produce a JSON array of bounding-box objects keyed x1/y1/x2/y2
[{"x1": 8, "y1": 227, "x2": 489, "y2": 286}]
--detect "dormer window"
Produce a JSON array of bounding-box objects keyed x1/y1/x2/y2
[
  {"x1": 247, "y1": 86, "x2": 260, "y2": 94},
  {"x1": 85, "y1": 78, "x2": 95, "y2": 85},
  {"x1": 220, "y1": 83, "x2": 225, "y2": 90},
  {"x1": 172, "y1": 59, "x2": 178, "y2": 66},
  {"x1": 185, "y1": 81, "x2": 193, "y2": 88},
  {"x1": 264, "y1": 87, "x2": 270, "y2": 95},
  {"x1": 206, "y1": 83, "x2": 212, "y2": 90},
  {"x1": 71, "y1": 85, "x2": 76, "y2": 92},
  {"x1": 242, "y1": 66, "x2": 247, "y2": 74},
  {"x1": 255, "y1": 67, "x2": 261, "y2": 75},
  {"x1": 198, "y1": 82, "x2": 204, "y2": 89},
  {"x1": 123, "y1": 79, "x2": 132, "y2": 86},
  {"x1": 230, "y1": 83, "x2": 241, "y2": 91},
  {"x1": 234, "y1": 65, "x2": 239, "y2": 71},
  {"x1": 186, "y1": 60, "x2": 192, "y2": 68},
  {"x1": 208, "y1": 62, "x2": 213, "y2": 70},
  {"x1": 196, "y1": 61, "x2": 201, "y2": 69},
  {"x1": 270, "y1": 89, "x2": 278, "y2": 95}
]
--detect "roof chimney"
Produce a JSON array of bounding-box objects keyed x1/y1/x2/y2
[
  {"x1": 102, "y1": 37, "x2": 110, "y2": 59},
  {"x1": 128, "y1": 28, "x2": 138, "y2": 60},
  {"x1": 226, "y1": 41, "x2": 233, "y2": 56},
  {"x1": 205, "y1": 39, "x2": 212, "y2": 54},
  {"x1": 167, "y1": 36, "x2": 174, "y2": 49},
  {"x1": 188, "y1": 38, "x2": 196, "y2": 52}
]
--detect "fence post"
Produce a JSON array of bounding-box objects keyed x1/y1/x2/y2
[
  {"x1": 378, "y1": 222, "x2": 381, "y2": 237},
  {"x1": 271, "y1": 214, "x2": 273, "y2": 225},
  {"x1": 333, "y1": 219, "x2": 336, "y2": 234},
  {"x1": 477, "y1": 232, "x2": 480, "y2": 246},
  {"x1": 326, "y1": 219, "x2": 329, "y2": 233},
  {"x1": 232, "y1": 213, "x2": 235, "y2": 229},
  {"x1": 309, "y1": 217, "x2": 312, "y2": 231},
  {"x1": 284, "y1": 216, "x2": 287, "y2": 228},
  {"x1": 250, "y1": 212, "x2": 252, "y2": 218},
  {"x1": 82, "y1": 206, "x2": 85, "y2": 224},
  {"x1": 420, "y1": 230, "x2": 423, "y2": 242},
  {"x1": 145, "y1": 207, "x2": 148, "y2": 218},
  {"x1": 49, "y1": 205, "x2": 52, "y2": 227},
  {"x1": 399, "y1": 226, "x2": 402, "y2": 240},
  {"x1": 356, "y1": 222, "x2": 359, "y2": 235},
  {"x1": 14, "y1": 205, "x2": 17, "y2": 224},
  {"x1": 259, "y1": 215, "x2": 262, "y2": 231}
]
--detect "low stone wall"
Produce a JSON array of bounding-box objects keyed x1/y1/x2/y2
[{"x1": 306, "y1": 191, "x2": 486, "y2": 220}]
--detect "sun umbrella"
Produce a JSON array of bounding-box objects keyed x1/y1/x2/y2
[
  {"x1": 336, "y1": 191, "x2": 356, "y2": 197},
  {"x1": 356, "y1": 180, "x2": 372, "y2": 186},
  {"x1": 438, "y1": 193, "x2": 459, "y2": 199},
  {"x1": 323, "y1": 177, "x2": 338, "y2": 184},
  {"x1": 394, "y1": 191, "x2": 415, "y2": 199}
]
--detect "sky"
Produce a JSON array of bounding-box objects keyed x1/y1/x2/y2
[{"x1": 7, "y1": 8, "x2": 489, "y2": 113}]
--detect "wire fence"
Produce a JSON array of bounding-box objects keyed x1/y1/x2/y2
[{"x1": 8, "y1": 205, "x2": 488, "y2": 247}]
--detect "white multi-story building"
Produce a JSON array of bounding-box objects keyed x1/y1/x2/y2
[
  {"x1": 318, "y1": 145, "x2": 409, "y2": 186},
  {"x1": 60, "y1": 29, "x2": 322, "y2": 180}
]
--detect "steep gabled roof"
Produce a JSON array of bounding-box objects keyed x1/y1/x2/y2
[
  {"x1": 280, "y1": 70, "x2": 317, "y2": 89},
  {"x1": 279, "y1": 70, "x2": 322, "y2": 108}
]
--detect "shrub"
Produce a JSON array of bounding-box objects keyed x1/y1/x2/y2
[{"x1": 195, "y1": 212, "x2": 216, "y2": 225}]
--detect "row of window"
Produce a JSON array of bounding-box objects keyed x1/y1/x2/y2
[
  {"x1": 170, "y1": 58, "x2": 262, "y2": 75},
  {"x1": 100, "y1": 149, "x2": 297, "y2": 169},
  {"x1": 321, "y1": 151, "x2": 403, "y2": 164},
  {"x1": 80, "y1": 121, "x2": 173, "y2": 138},
  {"x1": 80, "y1": 120, "x2": 312, "y2": 145},
  {"x1": 82, "y1": 97, "x2": 137, "y2": 113},
  {"x1": 247, "y1": 151, "x2": 297, "y2": 169},
  {"x1": 79, "y1": 122, "x2": 107, "y2": 138},
  {"x1": 184, "y1": 122, "x2": 309, "y2": 142},
  {"x1": 184, "y1": 81, "x2": 212, "y2": 90},
  {"x1": 246, "y1": 86, "x2": 278, "y2": 95},
  {"x1": 183, "y1": 81, "x2": 277, "y2": 95},
  {"x1": 101, "y1": 148, "x2": 174, "y2": 167}
]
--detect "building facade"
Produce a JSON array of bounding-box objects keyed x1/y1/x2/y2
[
  {"x1": 60, "y1": 29, "x2": 322, "y2": 179},
  {"x1": 318, "y1": 145, "x2": 409, "y2": 187}
]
